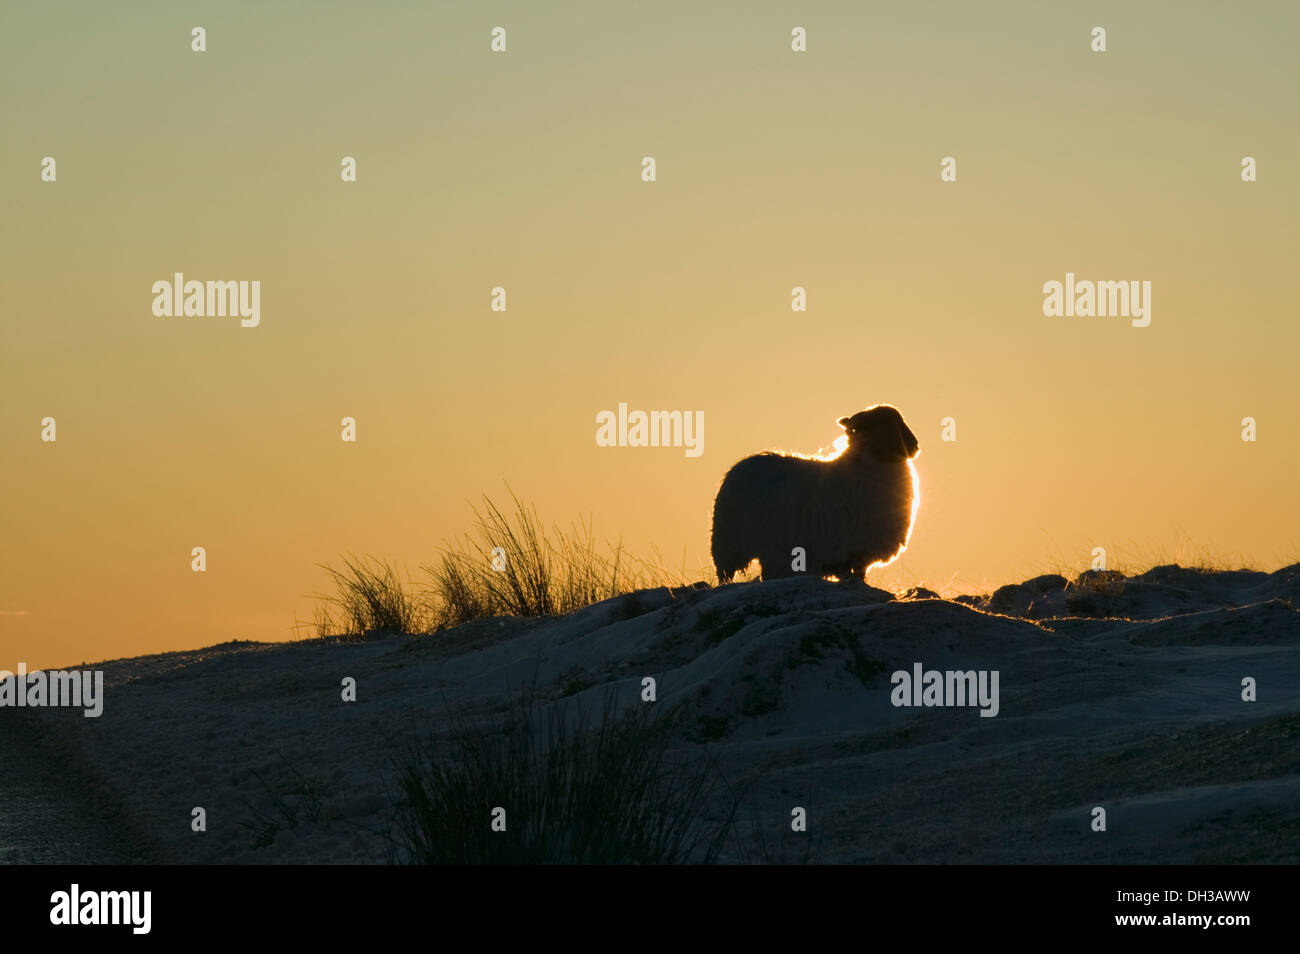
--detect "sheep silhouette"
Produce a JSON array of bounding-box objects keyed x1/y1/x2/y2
[{"x1": 710, "y1": 405, "x2": 920, "y2": 582}]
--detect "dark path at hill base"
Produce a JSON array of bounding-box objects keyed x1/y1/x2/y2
[{"x1": 0, "y1": 709, "x2": 145, "y2": 864}]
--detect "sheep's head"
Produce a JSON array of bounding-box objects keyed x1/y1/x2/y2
[{"x1": 838, "y1": 405, "x2": 919, "y2": 461}]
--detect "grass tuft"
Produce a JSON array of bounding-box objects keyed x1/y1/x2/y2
[
  {"x1": 394, "y1": 688, "x2": 739, "y2": 864},
  {"x1": 312, "y1": 491, "x2": 708, "y2": 639},
  {"x1": 311, "y1": 554, "x2": 431, "y2": 640},
  {"x1": 423, "y1": 489, "x2": 660, "y2": 627}
]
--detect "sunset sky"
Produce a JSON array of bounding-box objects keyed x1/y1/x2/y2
[{"x1": 3, "y1": 1, "x2": 1297, "y2": 671}]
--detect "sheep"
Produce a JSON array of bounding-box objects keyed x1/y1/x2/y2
[{"x1": 710, "y1": 404, "x2": 920, "y2": 583}]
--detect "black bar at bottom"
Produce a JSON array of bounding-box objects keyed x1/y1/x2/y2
[{"x1": 0, "y1": 864, "x2": 1283, "y2": 941}]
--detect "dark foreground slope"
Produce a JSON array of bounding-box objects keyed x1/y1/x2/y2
[{"x1": 13, "y1": 565, "x2": 1300, "y2": 863}]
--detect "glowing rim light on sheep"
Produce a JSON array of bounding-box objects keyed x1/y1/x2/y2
[
  {"x1": 868, "y1": 457, "x2": 922, "y2": 573},
  {"x1": 826, "y1": 434, "x2": 849, "y2": 458},
  {"x1": 820, "y1": 435, "x2": 922, "y2": 576}
]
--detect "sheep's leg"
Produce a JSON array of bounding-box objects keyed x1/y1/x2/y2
[
  {"x1": 710, "y1": 539, "x2": 749, "y2": 584},
  {"x1": 712, "y1": 549, "x2": 751, "y2": 583},
  {"x1": 758, "y1": 551, "x2": 796, "y2": 581},
  {"x1": 824, "y1": 562, "x2": 866, "y2": 582}
]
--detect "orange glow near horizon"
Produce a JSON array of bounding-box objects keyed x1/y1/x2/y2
[{"x1": 3, "y1": 3, "x2": 1298, "y2": 671}]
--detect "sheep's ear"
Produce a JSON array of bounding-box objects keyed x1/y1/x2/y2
[{"x1": 838, "y1": 416, "x2": 851, "y2": 429}]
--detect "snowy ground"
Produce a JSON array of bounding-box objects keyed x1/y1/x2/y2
[{"x1": 7, "y1": 564, "x2": 1300, "y2": 864}]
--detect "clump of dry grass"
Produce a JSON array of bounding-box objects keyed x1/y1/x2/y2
[
  {"x1": 311, "y1": 554, "x2": 433, "y2": 640},
  {"x1": 424, "y1": 491, "x2": 657, "y2": 627},
  {"x1": 393, "y1": 687, "x2": 740, "y2": 864},
  {"x1": 309, "y1": 490, "x2": 696, "y2": 639}
]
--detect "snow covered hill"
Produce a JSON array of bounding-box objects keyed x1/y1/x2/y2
[{"x1": 11, "y1": 565, "x2": 1300, "y2": 864}]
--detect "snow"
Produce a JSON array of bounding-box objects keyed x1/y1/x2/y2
[{"x1": 12, "y1": 564, "x2": 1300, "y2": 863}]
